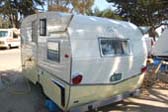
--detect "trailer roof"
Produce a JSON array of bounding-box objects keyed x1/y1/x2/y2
[
  {"x1": 21, "y1": 12, "x2": 143, "y2": 40},
  {"x1": 69, "y1": 14, "x2": 142, "y2": 40}
]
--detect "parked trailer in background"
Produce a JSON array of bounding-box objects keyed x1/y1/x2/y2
[
  {"x1": 152, "y1": 29, "x2": 168, "y2": 60},
  {"x1": 0, "y1": 28, "x2": 20, "y2": 48},
  {"x1": 143, "y1": 36, "x2": 154, "y2": 57},
  {"x1": 21, "y1": 12, "x2": 147, "y2": 112}
]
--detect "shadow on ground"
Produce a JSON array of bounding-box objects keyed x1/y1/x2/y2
[
  {"x1": 0, "y1": 48, "x2": 7, "y2": 50},
  {"x1": 0, "y1": 70, "x2": 167, "y2": 112},
  {"x1": 0, "y1": 70, "x2": 48, "y2": 112},
  {"x1": 97, "y1": 99, "x2": 168, "y2": 112},
  {"x1": 0, "y1": 47, "x2": 18, "y2": 50},
  {"x1": 96, "y1": 83, "x2": 168, "y2": 112}
]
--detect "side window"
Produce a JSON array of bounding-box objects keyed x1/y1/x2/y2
[
  {"x1": 39, "y1": 19, "x2": 47, "y2": 36},
  {"x1": 13, "y1": 32, "x2": 18, "y2": 38},
  {"x1": 47, "y1": 41, "x2": 60, "y2": 62},
  {"x1": 99, "y1": 38, "x2": 130, "y2": 56}
]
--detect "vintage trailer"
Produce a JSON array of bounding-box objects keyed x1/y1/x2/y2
[{"x1": 21, "y1": 12, "x2": 147, "y2": 111}]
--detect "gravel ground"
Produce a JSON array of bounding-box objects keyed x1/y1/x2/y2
[
  {"x1": 0, "y1": 48, "x2": 48, "y2": 112},
  {"x1": 0, "y1": 48, "x2": 21, "y2": 71},
  {"x1": 0, "y1": 48, "x2": 168, "y2": 112}
]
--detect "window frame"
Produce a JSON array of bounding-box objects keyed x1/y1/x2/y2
[
  {"x1": 39, "y1": 18, "x2": 47, "y2": 36},
  {"x1": 32, "y1": 20, "x2": 36, "y2": 42},
  {"x1": 98, "y1": 37, "x2": 131, "y2": 57},
  {"x1": 47, "y1": 41, "x2": 60, "y2": 63}
]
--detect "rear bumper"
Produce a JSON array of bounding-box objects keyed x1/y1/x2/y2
[
  {"x1": 67, "y1": 73, "x2": 145, "y2": 111},
  {"x1": 69, "y1": 89, "x2": 140, "y2": 112}
]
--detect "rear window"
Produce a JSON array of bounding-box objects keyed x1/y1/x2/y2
[
  {"x1": 47, "y1": 41, "x2": 60, "y2": 62},
  {"x1": 99, "y1": 38, "x2": 130, "y2": 56}
]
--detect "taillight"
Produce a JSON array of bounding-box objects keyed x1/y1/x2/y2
[
  {"x1": 64, "y1": 54, "x2": 69, "y2": 58},
  {"x1": 72, "y1": 74, "x2": 83, "y2": 85},
  {"x1": 141, "y1": 66, "x2": 147, "y2": 73}
]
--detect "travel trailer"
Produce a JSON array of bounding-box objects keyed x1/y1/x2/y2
[
  {"x1": 152, "y1": 28, "x2": 168, "y2": 59},
  {"x1": 21, "y1": 12, "x2": 147, "y2": 111},
  {"x1": 142, "y1": 36, "x2": 154, "y2": 56},
  {"x1": 0, "y1": 28, "x2": 20, "y2": 48}
]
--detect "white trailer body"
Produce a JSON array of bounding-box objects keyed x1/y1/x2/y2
[
  {"x1": 0, "y1": 29, "x2": 20, "y2": 48},
  {"x1": 152, "y1": 29, "x2": 168, "y2": 57},
  {"x1": 21, "y1": 12, "x2": 147, "y2": 111}
]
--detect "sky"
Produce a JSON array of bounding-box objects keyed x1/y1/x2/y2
[
  {"x1": 93, "y1": 0, "x2": 112, "y2": 10},
  {"x1": 44, "y1": 0, "x2": 113, "y2": 11}
]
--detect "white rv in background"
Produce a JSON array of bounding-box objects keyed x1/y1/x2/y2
[
  {"x1": 0, "y1": 28, "x2": 20, "y2": 48},
  {"x1": 21, "y1": 12, "x2": 147, "y2": 112}
]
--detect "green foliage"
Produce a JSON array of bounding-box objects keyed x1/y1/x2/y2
[
  {"x1": 101, "y1": 9, "x2": 122, "y2": 20},
  {"x1": 48, "y1": 0, "x2": 95, "y2": 14},
  {"x1": 71, "y1": 0, "x2": 94, "y2": 14},
  {"x1": 0, "y1": 16, "x2": 11, "y2": 28},
  {"x1": 87, "y1": 8, "x2": 122, "y2": 20},
  {"x1": 107, "y1": 0, "x2": 168, "y2": 27},
  {"x1": 48, "y1": 0, "x2": 70, "y2": 12},
  {"x1": 107, "y1": 0, "x2": 168, "y2": 39},
  {"x1": 0, "y1": 0, "x2": 44, "y2": 28}
]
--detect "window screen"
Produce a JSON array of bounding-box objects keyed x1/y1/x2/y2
[
  {"x1": 39, "y1": 19, "x2": 47, "y2": 36},
  {"x1": 47, "y1": 41, "x2": 60, "y2": 62},
  {"x1": 99, "y1": 38, "x2": 130, "y2": 56}
]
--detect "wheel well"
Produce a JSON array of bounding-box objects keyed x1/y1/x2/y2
[{"x1": 36, "y1": 82, "x2": 48, "y2": 99}]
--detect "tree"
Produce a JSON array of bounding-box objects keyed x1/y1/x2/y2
[
  {"x1": 48, "y1": 0, "x2": 70, "y2": 12},
  {"x1": 0, "y1": 0, "x2": 44, "y2": 28},
  {"x1": 48, "y1": 0, "x2": 94, "y2": 14},
  {"x1": 71, "y1": 0, "x2": 94, "y2": 14},
  {"x1": 0, "y1": 15, "x2": 11, "y2": 28},
  {"x1": 107, "y1": 0, "x2": 168, "y2": 40},
  {"x1": 87, "y1": 8, "x2": 122, "y2": 20}
]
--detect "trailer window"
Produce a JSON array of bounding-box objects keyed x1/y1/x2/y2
[
  {"x1": 47, "y1": 42, "x2": 60, "y2": 62},
  {"x1": 99, "y1": 38, "x2": 130, "y2": 56},
  {"x1": 13, "y1": 32, "x2": 18, "y2": 38},
  {"x1": 39, "y1": 19, "x2": 47, "y2": 36}
]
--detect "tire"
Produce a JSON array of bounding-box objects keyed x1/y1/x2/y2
[{"x1": 7, "y1": 44, "x2": 11, "y2": 49}]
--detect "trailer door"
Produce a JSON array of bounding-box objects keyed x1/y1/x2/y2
[{"x1": 21, "y1": 20, "x2": 38, "y2": 84}]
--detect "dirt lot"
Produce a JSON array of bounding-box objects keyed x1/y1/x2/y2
[
  {"x1": 0, "y1": 48, "x2": 168, "y2": 112},
  {"x1": 0, "y1": 48, "x2": 48, "y2": 112}
]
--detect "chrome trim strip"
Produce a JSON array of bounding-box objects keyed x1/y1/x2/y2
[{"x1": 38, "y1": 65, "x2": 142, "y2": 86}]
